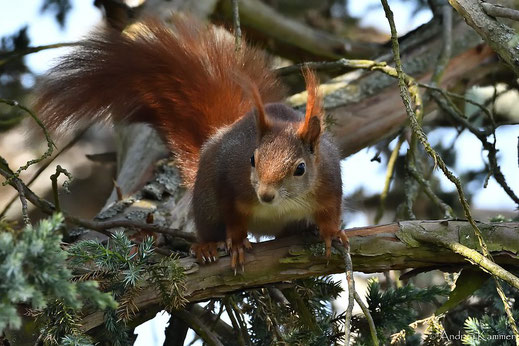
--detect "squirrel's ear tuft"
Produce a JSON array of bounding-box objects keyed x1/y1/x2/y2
[
  {"x1": 249, "y1": 80, "x2": 271, "y2": 136},
  {"x1": 297, "y1": 67, "x2": 323, "y2": 147},
  {"x1": 235, "y1": 72, "x2": 271, "y2": 136}
]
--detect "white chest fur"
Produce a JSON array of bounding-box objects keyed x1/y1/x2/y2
[{"x1": 247, "y1": 195, "x2": 315, "y2": 236}]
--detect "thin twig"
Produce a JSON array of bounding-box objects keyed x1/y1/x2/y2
[
  {"x1": 430, "y1": 92, "x2": 519, "y2": 206},
  {"x1": 0, "y1": 157, "x2": 56, "y2": 214},
  {"x1": 354, "y1": 291, "x2": 379, "y2": 346},
  {"x1": 229, "y1": 297, "x2": 250, "y2": 345},
  {"x1": 0, "y1": 98, "x2": 56, "y2": 185},
  {"x1": 0, "y1": 159, "x2": 196, "y2": 242},
  {"x1": 407, "y1": 163, "x2": 455, "y2": 218},
  {"x1": 13, "y1": 179, "x2": 30, "y2": 226},
  {"x1": 276, "y1": 58, "x2": 388, "y2": 76},
  {"x1": 49, "y1": 165, "x2": 73, "y2": 214},
  {"x1": 223, "y1": 297, "x2": 246, "y2": 346},
  {"x1": 0, "y1": 42, "x2": 78, "y2": 66},
  {"x1": 402, "y1": 162, "x2": 418, "y2": 220},
  {"x1": 334, "y1": 243, "x2": 356, "y2": 345},
  {"x1": 0, "y1": 128, "x2": 88, "y2": 219},
  {"x1": 231, "y1": 0, "x2": 242, "y2": 52},
  {"x1": 375, "y1": 135, "x2": 405, "y2": 224},
  {"x1": 49, "y1": 165, "x2": 73, "y2": 240},
  {"x1": 210, "y1": 300, "x2": 225, "y2": 331},
  {"x1": 495, "y1": 278, "x2": 519, "y2": 343},
  {"x1": 419, "y1": 82, "x2": 495, "y2": 132},
  {"x1": 66, "y1": 217, "x2": 196, "y2": 242}
]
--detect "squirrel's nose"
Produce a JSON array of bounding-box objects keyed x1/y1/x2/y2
[
  {"x1": 260, "y1": 192, "x2": 275, "y2": 203},
  {"x1": 258, "y1": 185, "x2": 278, "y2": 204}
]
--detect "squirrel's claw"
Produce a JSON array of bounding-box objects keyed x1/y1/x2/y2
[
  {"x1": 227, "y1": 238, "x2": 252, "y2": 272},
  {"x1": 338, "y1": 230, "x2": 349, "y2": 247},
  {"x1": 193, "y1": 239, "x2": 252, "y2": 270},
  {"x1": 191, "y1": 242, "x2": 220, "y2": 264},
  {"x1": 323, "y1": 230, "x2": 349, "y2": 259}
]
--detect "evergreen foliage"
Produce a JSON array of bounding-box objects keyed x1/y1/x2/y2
[
  {"x1": 444, "y1": 277, "x2": 519, "y2": 346},
  {"x1": 242, "y1": 276, "x2": 345, "y2": 345},
  {"x1": 463, "y1": 315, "x2": 517, "y2": 345},
  {"x1": 352, "y1": 278, "x2": 449, "y2": 345},
  {"x1": 67, "y1": 230, "x2": 187, "y2": 345},
  {"x1": 0, "y1": 215, "x2": 187, "y2": 345},
  {"x1": 0, "y1": 213, "x2": 115, "y2": 342}
]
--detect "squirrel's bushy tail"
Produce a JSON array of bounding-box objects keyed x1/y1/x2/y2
[{"x1": 35, "y1": 17, "x2": 283, "y2": 186}]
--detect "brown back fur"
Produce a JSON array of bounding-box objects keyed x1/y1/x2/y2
[{"x1": 35, "y1": 17, "x2": 284, "y2": 186}]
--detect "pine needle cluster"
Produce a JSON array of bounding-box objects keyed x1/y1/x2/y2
[
  {"x1": 352, "y1": 278, "x2": 449, "y2": 345},
  {"x1": 0, "y1": 214, "x2": 188, "y2": 345},
  {"x1": 233, "y1": 276, "x2": 345, "y2": 345},
  {"x1": 66, "y1": 230, "x2": 187, "y2": 345},
  {"x1": 0, "y1": 213, "x2": 115, "y2": 343}
]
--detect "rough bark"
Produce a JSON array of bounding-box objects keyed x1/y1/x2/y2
[
  {"x1": 287, "y1": 18, "x2": 495, "y2": 157},
  {"x1": 217, "y1": 0, "x2": 380, "y2": 60},
  {"x1": 80, "y1": 220, "x2": 519, "y2": 333},
  {"x1": 449, "y1": 0, "x2": 519, "y2": 76}
]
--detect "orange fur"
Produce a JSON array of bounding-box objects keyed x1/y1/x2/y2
[
  {"x1": 35, "y1": 17, "x2": 283, "y2": 187},
  {"x1": 297, "y1": 67, "x2": 323, "y2": 139}
]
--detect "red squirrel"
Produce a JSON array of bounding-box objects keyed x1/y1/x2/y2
[{"x1": 35, "y1": 17, "x2": 348, "y2": 270}]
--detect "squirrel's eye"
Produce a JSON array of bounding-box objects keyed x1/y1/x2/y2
[
  {"x1": 294, "y1": 162, "x2": 305, "y2": 176},
  {"x1": 250, "y1": 155, "x2": 255, "y2": 167}
]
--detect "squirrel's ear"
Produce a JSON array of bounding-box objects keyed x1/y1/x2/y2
[
  {"x1": 297, "y1": 68, "x2": 323, "y2": 147},
  {"x1": 235, "y1": 72, "x2": 271, "y2": 136},
  {"x1": 249, "y1": 80, "x2": 271, "y2": 136}
]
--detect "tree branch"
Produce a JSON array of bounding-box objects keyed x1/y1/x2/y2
[
  {"x1": 480, "y1": 2, "x2": 519, "y2": 22},
  {"x1": 80, "y1": 220, "x2": 519, "y2": 333},
  {"x1": 286, "y1": 17, "x2": 494, "y2": 157},
  {"x1": 219, "y1": 0, "x2": 379, "y2": 60},
  {"x1": 449, "y1": 0, "x2": 519, "y2": 76}
]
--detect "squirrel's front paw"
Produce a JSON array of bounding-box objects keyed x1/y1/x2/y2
[
  {"x1": 323, "y1": 230, "x2": 349, "y2": 258},
  {"x1": 191, "y1": 242, "x2": 225, "y2": 264},
  {"x1": 226, "y1": 238, "x2": 252, "y2": 273}
]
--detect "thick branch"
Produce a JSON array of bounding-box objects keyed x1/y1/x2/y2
[
  {"x1": 449, "y1": 0, "x2": 519, "y2": 76},
  {"x1": 287, "y1": 17, "x2": 494, "y2": 157},
  {"x1": 81, "y1": 220, "x2": 519, "y2": 333},
  {"x1": 218, "y1": 0, "x2": 379, "y2": 60},
  {"x1": 481, "y1": 2, "x2": 519, "y2": 22}
]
